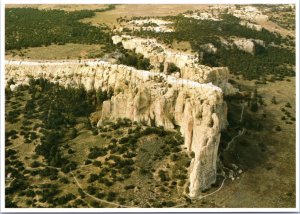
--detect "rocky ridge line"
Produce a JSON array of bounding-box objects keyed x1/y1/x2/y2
[
  {"x1": 112, "y1": 35, "x2": 237, "y2": 95},
  {"x1": 5, "y1": 59, "x2": 227, "y2": 197}
]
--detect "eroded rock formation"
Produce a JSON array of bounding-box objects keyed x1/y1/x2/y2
[
  {"x1": 5, "y1": 60, "x2": 228, "y2": 197},
  {"x1": 112, "y1": 35, "x2": 237, "y2": 95}
]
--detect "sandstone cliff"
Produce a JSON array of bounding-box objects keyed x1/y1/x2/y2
[
  {"x1": 112, "y1": 35, "x2": 237, "y2": 95},
  {"x1": 6, "y1": 60, "x2": 227, "y2": 197}
]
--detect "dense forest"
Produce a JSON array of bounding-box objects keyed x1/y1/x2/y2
[
  {"x1": 5, "y1": 8, "x2": 114, "y2": 50},
  {"x1": 134, "y1": 14, "x2": 295, "y2": 80}
]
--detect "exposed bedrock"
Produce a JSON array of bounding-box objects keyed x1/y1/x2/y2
[
  {"x1": 112, "y1": 35, "x2": 237, "y2": 95},
  {"x1": 6, "y1": 60, "x2": 228, "y2": 197}
]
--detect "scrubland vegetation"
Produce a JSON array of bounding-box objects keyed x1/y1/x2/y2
[
  {"x1": 5, "y1": 79, "x2": 193, "y2": 208},
  {"x1": 133, "y1": 14, "x2": 295, "y2": 79},
  {"x1": 5, "y1": 8, "x2": 114, "y2": 50},
  {"x1": 4, "y1": 4, "x2": 296, "y2": 208}
]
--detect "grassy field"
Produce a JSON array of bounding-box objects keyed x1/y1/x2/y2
[
  {"x1": 4, "y1": 4, "x2": 296, "y2": 209},
  {"x1": 5, "y1": 43, "x2": 105, "y2": 60},
  {"x1": 5, "y1": 76, "x2": 295, "y2": 208},
  {"x1": 256, "y1": 5, "x2": 295, "y2": 37},
  {"x1": 5, "y1": 4, "x2": 209, "y2": 28},
  {"x1": 256, "y1": 19, "x2": 295, "y2": 38},
  {"x1": 189, "y1": 76, "x2": 296, "y2": 208},
  {"x1": 5, "y1": 83, "x2": 194, "y2": 208},
  {"x1": 80, "y1": 4, "x2": 209, "y2": 27}
]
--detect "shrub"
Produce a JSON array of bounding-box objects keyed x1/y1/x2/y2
[
  {"x1": 85, "y1": 159, "x2": 92, "y2": 165},
  {"x1": 107, "y1": 191, "x2": 117, "y2": 202},
  {"x1": 167, "y1": 63, "x2": 180, "y2": 74},
  {"x1": 93, "y1": 160, "x2": 102, "y2": 167},
  {"x1": 68, "y1": 148, "x2": 75, "y2": 154},
  {"x1": 78, "y1": 174, "x2": 85, "y2": 179},
  {"x1": 271, "y1": 96, "x2": 277, "y2": 104},
  {"x1": 118, "y1": 197, "x2": 126, "y2": 205},
  {"x1": 90, "y1": 200, "x2": 100, "y2": 207},
  {"x1": 139, "y1": 168, "x2": 148, "y2": 175},
  {"x1": 59, "y1": 177, "x2": 69, "y2": 184},
  {"x1": 61, "y1": 161, "x2": 77, "y2": 173},
  {"x1": 110, "y1": 138, "x2": 117, "y2": 143},
  {"x1": 171, "y1": 154, "x2": 178, "y2": 161},
  {"x1": 285, "y1": 102, "x2": 292, "y2": 108},
  {"x1": 92, "y1": 129, "x2": 98, "y2": 135},
  {"x1": 250, "y1": 102, "x2": 258, "y2": 112},
  {"x1": 88, "y1": 174, "x2": 98, "y2": 183},
  {"x1": 30, "y1": 132, "x2": 38, "y2": 140},
  {"x1": 124, "y1": 184, "x2": 135, "y2": 190},
  {"x1": 87, "y1": 186, "x2": 96, "y2": 195},
  {"x1": 78, "y1": 188, "x2": 85, "y2": 198},
  {"x1": 26, "y1": 189, "x2": 36, "y2": 197},
  {"x1": 158, "y1": 170, "x2": 169, "y2": 182},
  {"x1": 30, "y1": 161, "x2": 41, "y2": 168},
  {"x1": 70, "y1": 128, "x2": 77, "y2": 139},
  {"x1": 88, "y1": 147, "x2": 107, "y2": 159},
  {"x1": 74, "y1": 198, "x2": 84, "y2": 206},
  {"x1": 96, "y1": 192, "x2": 106, "y2": 199},
  {"x1": 165, "y1": 201, "x2": 176, "y2": 207}
]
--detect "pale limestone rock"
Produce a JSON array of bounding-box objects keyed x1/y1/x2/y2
[
  {"x1": 5, "y1": 60, "x2": 228, "y2": 197},
  {"x1": 240, "y1": 21, "x2": 262, "y2": 31},
  {"x1": 233, "y1": 38, "x2": 255, "y2": 54},
  {"x1": 200, "y1": 43, "x2": 218, "y2": 54},
  {"x1": 99, "y1": 100, "x2": 111, "y2": 123},
  {"x1": 183, "y1": 12, "x2": 221, "y2": 21},
  {"x1": 112, "y1": 35, "x2": 236, "y2": 96}
]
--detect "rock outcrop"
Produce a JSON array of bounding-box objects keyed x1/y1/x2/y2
[
  {"x1": 240, "y1": 21, "x2": 262, "y2": 31},
  {"x1": 183, "y1": 12, "x2": 221, "y2": 21},
  {"x1": 233, "y1": 38, "x2": 255, "y2": 54},
  {"x1": 112, "y1": 35, "x2": 237, "y2": 95},
  {"x1": 6, "y1": 60, "x2": 228, "y2": 197}
]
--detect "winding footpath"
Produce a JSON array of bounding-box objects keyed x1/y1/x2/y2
[
  {"x1": 224, "y1": 128, "x2": 246, "y2": 152},
  {"x1": 173, "y1": 175, "x2": 226, "y2": 208},
  {"x1": 70, "y1": 172, "x2": 137, "y2": 208}
]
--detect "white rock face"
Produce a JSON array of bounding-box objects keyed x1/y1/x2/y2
[
  {"x1": 233, "y1": 38, "x2": 255, "y2": 54},
  {"x1": 231, "y1": 6, "x2": 269, "y2": 22},
  {"x1": 211, "y1": 5, "x2": 268, "y2": 22},
  {"x1": 112, "y1": 35, "x2": 237, "y2": 95},
  {"x1": 117, "y1": 18, "x2": 174, "y2": 33},
  {"x1": 183, "y1": 12, "x2": 221, "y2": 21},
  {"x1": 6, "y1": 60, "x2": 228, "y2": 197},
  {"x1": 129, "y1": 19, "x2": 174, "y2": 32},
  {"x1": 240, "y1": 21, "x2": 262, "y2": 31},
  {"x1": 200, "y1": 43, "x2": 218, "y2": 54}
]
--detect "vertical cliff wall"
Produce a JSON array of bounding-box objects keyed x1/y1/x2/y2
[
  {"x1": 6, "y1": 60, "x2": 227, "y2": 197},
  {"x1": 112, "y1": 35, "x2": 237, "y2": 95}
]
